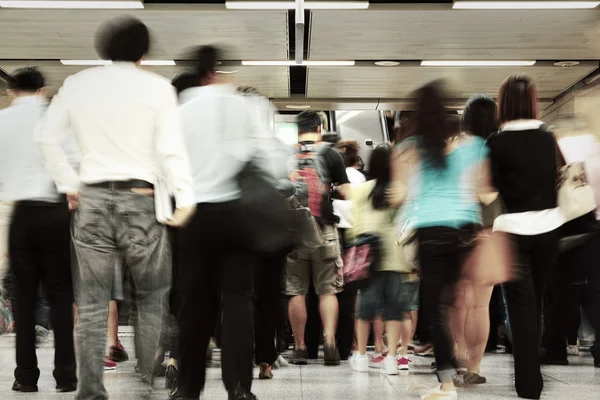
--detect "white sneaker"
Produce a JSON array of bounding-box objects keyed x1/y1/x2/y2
[
  {"x1": 567, "y1": 345, "x2": 580, "y2": 356},
  {"x1": 382, "y1": 355, "x2": 398, "y2": 375},
  {"x1": 352, "y1": 354, "x2": 369, "y2": 372},
  {"x1": 274, "y1": 355, "x2": 289, "y2": 369},
  {"x1": 420, "y1": 385, "x2": 457, "y2": 400}
]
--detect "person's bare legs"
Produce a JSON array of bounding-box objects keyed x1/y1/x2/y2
[
  {"x1": 410, "y1": 310, "x2": 418, "y2": 342},
  {"x1": 465, "y1": 284, "x2": 493, "y2": 375},
  {"x1": 107, "y1": 301, "x2": 119, "y2": 347},
  {"x1": 386, "y1": 321, "x2": 402, "y2": 357},
  {"x1": 319, "y1": 294, "x2": 338, "y2": 346},
  {"x1": 398, "y1": 318, "x2": 413, "y2": 357},
  {"x1": 452, "y1": 282, "x2": 469, "y2": 364},
  {"x1": 356, "y1": 320, "x2": 371, "y2": 355},
  {"x1": 288, "y1": 295, "x2": 307, "y2": 350},
  {"x1": 373, "y1": 317, "x2": 385, "y2": 354}
]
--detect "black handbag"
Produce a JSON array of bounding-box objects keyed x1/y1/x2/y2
[{"x1": 237, "y1": 160, "x2": 295, "y2": 256}]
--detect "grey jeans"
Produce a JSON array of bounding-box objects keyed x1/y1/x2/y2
[{"x1": 72, "y1": 186, "x2": 171, "y2": 400}]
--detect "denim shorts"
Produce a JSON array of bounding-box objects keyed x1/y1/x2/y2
[{"x1": 357, "y1": 272, "x2": 419, "y2": 321}]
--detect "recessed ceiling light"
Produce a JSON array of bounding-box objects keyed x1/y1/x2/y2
[
  {"x1": 226, "y1": 1, "x2": 369, "y2": 10},
  {"x1": 242, "y1": 60, "x2": 355, "y2": 67},
  {"x1": 374, "y1": 61, "x2": 400, "y2": 67},
  {"x1": 554, "y1": 61, "x2": 581, "y2": 68},
  {"x1": 421, "y1": 60, "x2": 536, "y2": 67},
  {"x1": 453, "y1": 1, "x2": 600, "y2": 9},
  {"x1": 0, "y1": 0, "x2": 144, "y2": 8},
  {"x1": 60, "y1": 60, "x2": 176, "y2": 66},
  {"x1": 286, "y1": 105, "x2": 311, "y2": 109}
]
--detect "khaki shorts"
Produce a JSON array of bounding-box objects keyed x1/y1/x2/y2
[{"x1": 284, "y1": 224, "x2": 343, "y2": 296}]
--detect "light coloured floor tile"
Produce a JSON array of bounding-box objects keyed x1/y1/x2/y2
[{"x1": 1, "y1": 335, "x2": 599, "y2": 399}]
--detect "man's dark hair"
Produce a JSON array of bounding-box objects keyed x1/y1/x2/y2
[
  {"x1": 8, "y1": 67, "x2": 45, "y2": 92},
  {"x1": 322, "y1": 132, "x2": 341, "y2": 144},
  {"x1": 95, "y1": 16, "x2": 150, "y2": 62},
  {"x1": 296, "y1": 110, "x2": 322, "y2": 134},
  {"x1": 171, "y1": 72, "x2": 199, "y2": 95}
]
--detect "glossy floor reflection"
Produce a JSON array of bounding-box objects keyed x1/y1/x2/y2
[{"x1": 0, "y1": 334, "x2": 598, "y2": 399}]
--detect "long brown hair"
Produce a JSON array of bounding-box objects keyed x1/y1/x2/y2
[{"x1": 498, "y1": 73, "x2": 538, "y2": 124}]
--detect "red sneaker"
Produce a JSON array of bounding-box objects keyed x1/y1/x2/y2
[
  {"x1": 397, "y1": 356, "x2": 411, "y2": 371},
  {"x1": 104, "y1": 356, "x2": 117, "y2": 371}
]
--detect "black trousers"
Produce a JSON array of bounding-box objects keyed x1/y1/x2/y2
[
  {"x1": 505, "y1": 231, "x2": 558, "y2": 400},
  {"x1": 417, "y1": 225, "x2": 475, "y2": 382},
  {"x1": 9, "y1": 201, "x2": 76, "y2": 387},
  {"x1": 254, "y1": 254, "x2": 285, "y2": 365},
  {"x1": 176, "y1": 201, "x2": 257, "y2": 397},
  {"x1": 542, "y1": 232, "x2": 600, "y2": 362}
]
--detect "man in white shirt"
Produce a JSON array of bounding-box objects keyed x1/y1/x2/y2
[
  {"x1": 36, "y1": 17, "x2": 195, "y2": 400},
  {"x1": 0, "y1": 67, "x2": 77, "y2": 393}
]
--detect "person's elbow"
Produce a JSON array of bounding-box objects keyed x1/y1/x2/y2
[{"x1": 337, "y1": 183, "x2": 351, "y2": 200}]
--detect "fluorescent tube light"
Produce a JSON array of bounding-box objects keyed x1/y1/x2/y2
[
  {"x1": 140, "y1": 60, "x2": 176, "y2": 66},
  {"x1": 226, "y1": 1, "x2": 368, "y2": 10},
  {"x1": 421, "y1": 60, "x2": 536, "y2": 67},
  {"x1": 0, "y1": 1, "x2": 144, "y2": 8},
  {"x1": 242, "y1": 60, "x2": 355, "y2": 66},
  {"x1": 453, "y1": 1, "x2": 600, "y2": 9},
  {"x1": 60, "y1": 60, "x2": 113, "y2": 66},
  {"x1": 61, "y1": 60, "x2": 175, "y2": 66}
]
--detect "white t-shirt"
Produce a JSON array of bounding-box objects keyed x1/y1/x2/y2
[{"x1": 333, "y1": 167, "x2": 366, "y2": 228}]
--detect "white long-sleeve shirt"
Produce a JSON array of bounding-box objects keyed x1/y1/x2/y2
[
  {"x1": 179, "y1": 84, "x2": 287, "y2": 203},
  {"x1": 35, "y1": 62, "x2": 194, "y2": 208},
  {"x1": 0, "y1": 95, "x2": 78, "y2": 202}
]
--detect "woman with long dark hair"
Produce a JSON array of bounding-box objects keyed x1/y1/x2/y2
[
  {"x1": 390, "y1": 81, "x2": 495, "y2": 400},
  {"x1": 450, "y1": 94, "x2": 499, "y2": 384},
  {"x1": 488, "y1": 74, "x2": 563, "y2": 399},
  {"x1": 349, "y1": 144, "x2": 418, "y2": 375}
]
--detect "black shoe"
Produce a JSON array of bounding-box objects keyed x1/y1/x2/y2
[
  {"x1": 56, "y1": 382, "x2": 77, "y2": 392},
  {"x1": 12, "y1": 381, "x2": 38, "y2": 392},
  {"x1": 168, "y1": 388, "x2": 198, "y2": 399},
  {"x1": 165, "y1": 365, "x2": 178, "y2": 391},
  {"x1": 108, "y1": 343, "x2": 129, "y2": 363},
  {"x1": 540, "y1": 353, "x2": 569, "y2": 366},
  {"x1": 323, "y1": 342, "x2": 340, "y2": 366},
  {"x1": 228, "y1": 390, "x2": 258, "y2": 400},
  {"x1": 289, "y1": 348, "x2": 308, "y2": 365}
]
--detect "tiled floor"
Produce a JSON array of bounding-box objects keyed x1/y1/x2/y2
[{"x1": 0, "y1": 335, "x2": 598, "y2": 399}]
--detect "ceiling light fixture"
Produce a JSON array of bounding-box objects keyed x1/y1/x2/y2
[
  {"x1": 60, "y1": 60, "x2": 175, "y2": 66},
  {"x1": 374, "y1": 61, "x2": 400, "y2": 67},
  {"x1": 421, "y1": 60, "x2": 536, "y2": 67},
  {"x1": 242, "y1": 60, "x2": 355, "y2": 66},
  {"x1": 286, "y1": 105, "x2": 311, "y2": 109},
  {"x1": 226, "y1": 1, "x2": 369, "y2": 10},
  {"x1": 0, "y1": 0, "x2": 144, "y2": 8},
  {"x1": 216, "y1": 70, "x2": 239, "y2": 74},
  {"x1": 453, "y1": 1, "x2": 600, "y2": 9},
  {"x1": 554, "y1": 61, "x2": 580, "y2": 68},
  {"x1": 140, "y1": 60, "x2": 176, "y2": 66}
]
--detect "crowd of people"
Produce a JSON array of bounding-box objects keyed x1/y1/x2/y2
[{"x1": 0, "y1": 14, "x2": 599, "y2": 400}]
